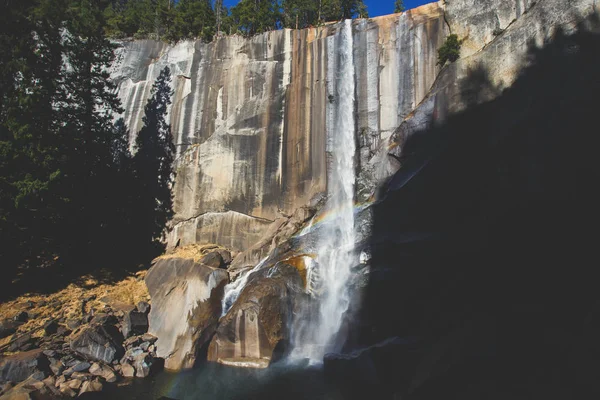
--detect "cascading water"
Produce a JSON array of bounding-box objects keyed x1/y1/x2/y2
[{"x1": 290, "y1": 19, "x2": 357, "y2": 363}]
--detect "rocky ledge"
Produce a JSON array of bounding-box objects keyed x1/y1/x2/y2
[{"x1": 0, "y1": 244, "x2": 236, "y2": 399}]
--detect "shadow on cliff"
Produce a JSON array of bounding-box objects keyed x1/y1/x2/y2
[{"x1": 340, "y1": 14, "x2": 600, "y2": 400}]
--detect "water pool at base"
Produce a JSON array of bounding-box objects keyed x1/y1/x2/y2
[{"x1": 104, "y1": 362, "x2": 343, "y2": 400}]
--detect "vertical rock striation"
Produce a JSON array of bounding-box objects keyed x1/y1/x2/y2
[{"x1": 110, "y1": 2, "x2": 447, "y2": 252}]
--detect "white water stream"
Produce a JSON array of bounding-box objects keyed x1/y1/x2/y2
[
  {"x1": 220, "y1": 19, "x2": 357, "y2": 364},
  {"x1": 290, "y1": 19, "x2": 357, "y2": 363}
]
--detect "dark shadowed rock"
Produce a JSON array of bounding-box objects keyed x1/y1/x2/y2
[
  {"x1": 12, "y1": 312, "x2": 28, "y2": 323},
  {"x1": 208, "y1": 263, "x2": 304, "y2": 368},
  {"x1": 121, "y1": 310, "x2": 148, "y2": 338},
  {"x1": 216, "y1": 249, "x2": 233, "y2": 266},
  {"x1": 0, "y1": 349, "x2": 50, "y2": 384},
  {"x1": 43, "y1": 320, "x2": 58, "y2": 336},
  {"x1": 145, "y1": 257, "x2": 229, "y2": 371},
  {"x1": 7, "y1": 334, "x2": 33, "y2": 353},
  {"x1": 69, "y1": 322, "x2": 123, "y2": 364},
  {"x1": 0, "y1": 320, "x2": 22, "y2": 339}
]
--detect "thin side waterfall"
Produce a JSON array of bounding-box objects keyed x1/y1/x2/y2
[{"x1": 290, "y1": 19, "x2": 357, "y2": 363}]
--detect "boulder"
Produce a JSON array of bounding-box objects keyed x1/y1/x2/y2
[
  {"x1": 132, "y1": 353, "x2": 152, "y2": 378},
  {"x1": 69, "y1": 322, "x2": 123, "y2": 364},
  {"x1": 199, "y1": 252, "x2": 224, "y2": 269},
  {"x1": 78, "y1": 380, "x2": 102, "y2": 396},
  {"x1": 12, "y1": 313, "x2": 28, "y2": 324},
  {"x1": 216, "y1": 250, "x2": 232, "y2": 266},
  {"x1": 0, "y1": 375, "x2": 59, "y2": 400},
  {"x1": 208, "y1": 263, "x2": 304, "y2": 368},
  {"x1": 121, "y1": 310, "x2": 148, "y2": 338},
  {"x1": 7, "y1": 334, "x2": 34, "y2": 353},
  {"x1": 88, "y1": 363, "x2": 117, "y2": 383},
  {"x1": 0, "y1": 349, "x2": 50, "y2": 384},
  {"x1": 43, "y1": 321, "x2": 58, "y2": 336},
  {"x1": 119, "y1": 363, "x2": 135, "y2": 378},
  {"x1": 0, "y1": 320, "x2": 22, "y2": 340},
  {"x1": 145, "y1": 257, "x2": 229, "y2": 371}
]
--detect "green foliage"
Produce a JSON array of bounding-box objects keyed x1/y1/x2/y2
[
  {"x1": 281, "y1": 0, "x2": 318, "y2": 29},
  {"x1": 437, "y1": 34, "x2": 462, "y2": 66},
  {"x1": 394, "y1": 0, "x2": 405, "y2": 13},
  {"x1": 0, "y1": 0, "x2": 174, "y2": 277},
  {"x1": 172, "y1": 0, "x2": 215, "y2": 41},
  {"x1": 229, "y1": 0, "x2": 281, "y2": 36},
  {"x1": 100, "y1": 0, "x2": 369, "y2": 41}
]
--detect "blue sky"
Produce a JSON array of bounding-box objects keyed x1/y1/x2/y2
[{"x1": 222, "y1": 1, "x2": 435, "y2": 18}]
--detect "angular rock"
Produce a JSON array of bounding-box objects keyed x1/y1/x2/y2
[
  {"x1": 88, "y1": 363, "x2": 117, "y2": 383},
  {"x1": 0, "y1": 349, "x2": 50, "y2": 384},
  {"x1": 71, "y1": 362, "x2": 90, "y2": 373},
  {"x1": 121, "y1": 310, "x2": 148, "y2": 338},
  {"x1": 123, "y1": 336, "x2": 142, "y2": 349},
  {"x1": 216, "y1": 249, "x2": 233, "y2": 266},
  {"x1": 12, "y1": 312, "x2": 28, "y2": 323},
  {"x1": 0, "y1": 320, "x2": 22, "y2": 339},
  {"x1": 136, "y1": 302, "x2": 150, "y2": 314},
  {"x1": 69, "y1": 323, "x2": 123, "y2": 364},
  {"x1": 43, "y1": 320, "x2": 59, "y2": 336},
  {"x1": 49, "y1": 360, "x2": 64, "y2": 376},
  {"x1": 0, "y1": 375, "x2": 55, "y2": 400},
  {"x1": 120, "y1": 363, "x2": 135, "y2": 378},
  {"x1": 208, "y1": 263, "x2": 304, "y2": 368},
  {"x1": 141, "y1": 333, "x2": 157, "y2": 343},
  {"x1": 199, "y1": 251, "x2": 224, "y2": 269},
  {"x1": 70, "y1": 372, "x2": 91, "y2": 381},
  {"x1": 7, "y1": 334, "x2": 33, "y2": 353},
  {"x1": 60, "y1": 385, "x2": 77, "y2": 398},
  {"x1": 54, "y1": 375, "x2": 65, "y2": 387},
  {"x1": 133, "y1": 353, "x2": 152, "y2": 378},
  {"x1": 66, "y1": 379, "x2": 82, "y2": 390},
  {"x1": 145, "y1": 257, "x2": 229, "y2": 371},
  {"x1": 55, "y1": 326, "x2": 71, "y2": 337},
  {"x1": 66, "y1": 320, "x2": 81, "y2": 330},
  {"x1": 79, "y1": 380, "x2": 102, "y2": 395}
]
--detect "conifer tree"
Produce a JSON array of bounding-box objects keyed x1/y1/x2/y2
[
  {"x1": 132, "y1": 66, "x2": 175, "y2": 250},
  {"x1": 395, "y1": 0, "x2": 405, "y2": 13}
]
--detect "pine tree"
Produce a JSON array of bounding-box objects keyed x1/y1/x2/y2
[
  {"x1": 282, "y1": 0, "x2": 319, "y2": 29},
  {"x1": 395, "y1": 0, "x2": 405, "y2": 13},
  {"x1": 132, "y1": 66, "x2": 175, "y2": 250},
  {"x1": 230, "y1": 0, "x2": 280, "y2": 36},
  {"x1": 59, "y1": 0, "x2": 126, "y2": 259},
  {"x1": 173, "y1": 0, "x2": 216, "y2": 41},
  {"x1": 0, "y1": 0, "x2": 69, "y2": 273}
]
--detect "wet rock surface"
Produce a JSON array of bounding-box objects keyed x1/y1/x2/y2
[{"x1": 208, "y1": 263, "x2": 304, "y2": 368}]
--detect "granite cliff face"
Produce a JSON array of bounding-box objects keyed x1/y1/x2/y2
[
  {"x1": 111, "y1": 0, "x2": 599, "y2": 254},
  {"x1": 110, "y1": 2, "x2": 446, "y2": 253},
  {"x1": 110, "y1": 0, "x2": 599, "y2": 372}
]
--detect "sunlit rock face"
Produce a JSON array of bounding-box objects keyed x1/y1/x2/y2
[
  {"x1": 145, "y1": 257, "x2": 229, "y2": 370},
  {"x1": 110, "y1": 3, "x2": 447, "y2": 252}
]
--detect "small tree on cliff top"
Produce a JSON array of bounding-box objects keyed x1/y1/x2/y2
[{"x1": 395, "y1": 0, "x2": 405, "y2": 13}]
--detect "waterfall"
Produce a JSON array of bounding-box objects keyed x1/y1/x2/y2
[
  {"x1": 290, "y1": 19, "x2": 357, "y2": 363},
  {"x1": 221, "y1": 257, "x2": 267, "y2": 317}
]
